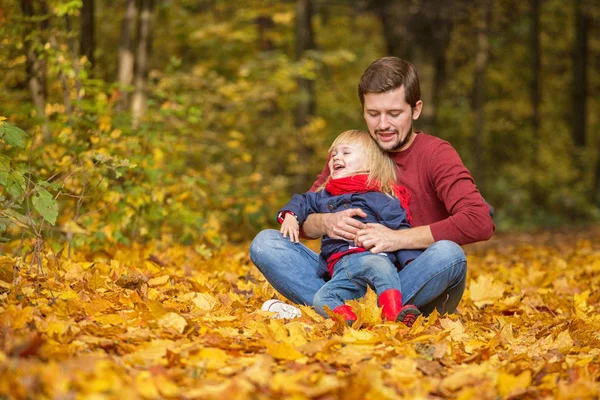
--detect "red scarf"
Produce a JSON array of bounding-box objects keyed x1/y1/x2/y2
[
  {"x1": 325, "y1": 175, "x2": 413, "y2": 224},
  {"x1": 325, "y1": 174, "x2": 380, "y2": 195}
]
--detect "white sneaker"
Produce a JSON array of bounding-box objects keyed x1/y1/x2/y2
[{"x1": 261, "y1": 299, "x2": 301, "y2": 319}]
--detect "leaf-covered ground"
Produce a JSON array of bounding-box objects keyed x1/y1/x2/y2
[{"x1": 1, "y1": 227, "x2": 600, "y2": 399}]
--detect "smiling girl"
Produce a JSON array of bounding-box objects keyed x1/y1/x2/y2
[{"x1": 277, "y1": 130, "x2": 422, "y2": 326}]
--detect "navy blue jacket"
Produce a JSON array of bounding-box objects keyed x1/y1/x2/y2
[{"x1": 279, "y1": 189, "x2": 423, "y2": 278}]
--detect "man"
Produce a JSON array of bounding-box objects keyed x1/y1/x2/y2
[{"x1": 250, "y1": 57, "x2": 494, "y2": 317}]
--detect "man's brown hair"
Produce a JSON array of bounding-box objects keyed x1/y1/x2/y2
[{"x1": 358, "y1": 57, "x2": 421, "y2": 108}]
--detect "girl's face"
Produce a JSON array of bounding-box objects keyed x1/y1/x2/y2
[{"x1": 328, "y1": 142, "x2": 369, "y2": 179}]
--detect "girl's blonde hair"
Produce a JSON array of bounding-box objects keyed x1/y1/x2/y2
[{"x1": 319, "y1": 129, "x2": 398, "y2": 197}]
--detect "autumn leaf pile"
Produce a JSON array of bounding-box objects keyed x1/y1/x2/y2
[{"x1": 1, "y1": 227, "x2": 600, "y2": 399}]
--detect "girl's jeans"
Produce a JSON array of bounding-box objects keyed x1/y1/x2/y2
[
  {"x1": 249, "y1": 229, "x2": 467, "y2": 316},
  {"x1": 313, "y1": 251, "x2": 404, "y2": 316}
]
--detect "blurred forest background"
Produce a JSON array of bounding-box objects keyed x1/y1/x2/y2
[{"x1": 0, "y1": 0, "x2": 599, "y2": 252}]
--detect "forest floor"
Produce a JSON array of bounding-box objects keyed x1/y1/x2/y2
[{"x1": 1, "y1": 226, "x2": 600, "y2": 399}]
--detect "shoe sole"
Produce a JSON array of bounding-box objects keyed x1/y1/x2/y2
[{"x1": 397, "y1": 306, "x2": 421, "y2": 327}]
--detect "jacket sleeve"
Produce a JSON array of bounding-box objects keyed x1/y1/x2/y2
[
  {"x1": 428, "y1": 142, "x2": 495, "y2": 244},
  {"x1": 377, "y1": 195, "x2": 424, "y2": 266},
  {"x1": 278, "y1": 192, "x2": 323, "y2": 225}
]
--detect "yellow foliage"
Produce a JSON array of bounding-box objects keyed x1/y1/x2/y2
[
  {"x1": 497, "y1": 370, "x2": 532, "y2": 397},
  {"x1": 469, "y1": 274, "x2": 505, "y2": 308},
  {"x1": 98, "y1": 115, "x2": 112, "y2": 133},
  {"x1": 158, "y1": 312, "x2": 187, "y2": 333},
  {"x1": 1, "y1": 228, "x2": 600, "y2": 398}
]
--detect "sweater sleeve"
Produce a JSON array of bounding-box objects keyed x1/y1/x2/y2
[
  {"x1": 309, "y1": 161, "x2": 331, "y2": 192},
  {"x1": 428, "y1": 142, "x2": 495, "y2": 245}
]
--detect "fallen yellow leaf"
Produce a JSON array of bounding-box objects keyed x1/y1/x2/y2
[
  {"x1": 158, "y1": 312, "x2": 187, "y2": 333},
  {"x1": 469, "y1": 274, "x2": 505, "y2": 308}
]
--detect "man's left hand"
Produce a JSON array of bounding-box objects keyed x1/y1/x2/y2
[{"x1": 354, "y1": 223, "x2": 400, "y2": 253}]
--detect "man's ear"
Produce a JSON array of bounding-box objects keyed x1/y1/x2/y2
[{"x1": 412, "y1": 100, "x2": 423, "y2": 120}]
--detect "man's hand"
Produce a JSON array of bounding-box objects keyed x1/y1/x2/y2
[
  {"x1": 303, "y1": 208, "x2": 367, "y2": 240},
  {"x1": 354, "y1": 223, "x2": 399, "y2": 253},
  {"x1": 280, "y1": 214, "x2": 300, "y2": 243},
  {"x1": 355, "y1": 223, "x2": 436, "y2": 251},
  {"x1": 323, "y1": 208, "x2": 368, "y2": 240}
]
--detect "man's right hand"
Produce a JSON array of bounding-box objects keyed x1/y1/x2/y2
[{"x1": 303, "y1": 208, "x2": 368, "y2": 240}]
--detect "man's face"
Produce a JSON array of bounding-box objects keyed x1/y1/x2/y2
[{"x1": 363, "y1": 86, "x2": 422, "y2": 152}]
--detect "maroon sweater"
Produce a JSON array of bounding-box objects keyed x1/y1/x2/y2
[{"x1": 310, "y1": 132, "x2": 495, "y2": 245}]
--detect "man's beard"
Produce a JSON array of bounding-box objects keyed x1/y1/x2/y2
[{"x1": 375, "y1": 120, "x2": 414, "y2": 152}]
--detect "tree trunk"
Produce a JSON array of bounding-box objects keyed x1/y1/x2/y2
[
  {"x1": 470, "y1": 0, "x2": 492, "y2": 183},
  {"x1": 294, "y1": 0, "x2": 315, "y2": 129},
  {"x1": 530, "y1": 0, "x2": 541, "y2": 155},
  {"x1": 294, "y1": 0, "x2": 316, "y2": 192},
  {"x1": 571, "y1": 0, "x2": 592, "y2": 203},
  {"x1": 596, "y1": 140, "x2": 600, "y2": 205},
  {"x1": 572, "y1": 0, "x2": 588, "y2": 149},
  {"x1": 131, "y1": 0, "x2": 155, "y2": 128},
  {"x1": 49, "y1": 34, "x2": 72, "y2": 118},
  {"x1": 256, "y1": 15, "x2": 275, "y2": 51},
  {"x1": 79, "y1": 0, "x2": 95, "y2": 70},
  {"x1": 375, "y1": 0, "x2": 413, "y2": 59},
  {"x1": 118, "y1": 0, "x2": 137, "y2": 111},
  {"x1": 20, "y1": 0, "x2": 50, "y2": 142},
  {"x1": 429, "y1": 2, "x2": 454, "y2": 130},
  {"x1": 65, "y1": 14, "x2": 83, "y2": 101},
  {"x1": 373, "y1": 0, "x2": 456, "y2": 130}
]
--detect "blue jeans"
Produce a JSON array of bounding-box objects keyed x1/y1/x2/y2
[
  {"x1": 249, "y1": 229, "x2": 467, "y2": 315},
  {"x1": 313, "y1": 252, "x2": 402, "y2": 316}
]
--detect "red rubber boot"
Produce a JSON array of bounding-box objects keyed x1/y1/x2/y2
[
  {"x1": 378, "y1": 289, "x2": 403, "y2": 321},
  {"x1": 333, "y1": 305, "x2": 357, "y2": 324},
  {"x1": 378, "y1": 289, "x2": 421, "y2": 327}
]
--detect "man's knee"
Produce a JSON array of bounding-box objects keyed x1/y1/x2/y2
[
  {"x1": 431, "y1": 240, "x2": 466, "y2": 264},
  {"x1": 249, "y1": 229, "x2": 280, "y2": 261},
  {"x1": 434, "y1": 241, "x2": 467, "y2": 285}
]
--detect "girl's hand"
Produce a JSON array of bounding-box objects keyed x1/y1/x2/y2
[{"x1": 280, "y1": 214, "x2": 300, "y2": 243}]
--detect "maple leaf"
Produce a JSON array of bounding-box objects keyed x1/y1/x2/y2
[
  {"x1": 188, "y1": 347, "x2": 230, "y2": 370},
  {"x1": 346, "y1": 286, "x2": 381, "y2": 325},
  {"x1": 147, "y1": 274, "x2": 170, "y2": 287},
  {"x1": 497, "y1": 370, "x2": 532, "y2": 397},
  {"x1": 469, "y1": 274, "x2": 505, "y2": 308},
  {"x1": 341, "y1": 329, "x2": 381, "y2": 345},
  {"x1": 574, "y1": 290, "x2": 594, "y2": 317},
  {"x1": 439, "y1": 316, "x2": 469, "y2": 341},
  {"x1": 441, "y1": 363, "x2": 490, "y2": 392},
  {"x1": 158, "y1": 311, "x2": 187, "y2": 333},
  {"x1": 190, "y1": 292, "x2": 219, "y2": 313},
  {"x1": 265, "y1": 341, "x2": 305, "y2": 361}
]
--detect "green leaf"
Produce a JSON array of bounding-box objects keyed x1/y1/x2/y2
[
  {"x1": 0, "y1": 155, "x2": 10, "y2": 186},
  {"x1": 0, "y1": 210, "x2": 31, "y2": 229},
  {"x1": 0, "y1": 122, "x2": 28, "y2": 148},
  {"x1": 0, "y1": 220, "x2": 8, "y2": 242},
  {"x1": 6, "y1": 170, "x2": 26, "y2": 198},
  {"x1": 54, "y1": 0, "x2": 82, "y2": 17},
  {"x1": 32, "y1": 188, "x2": 58, "y2": 226}
]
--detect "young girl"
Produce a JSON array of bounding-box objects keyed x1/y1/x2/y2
[{"x1": 278, "y1": 130, "x2": 422, "y2": 326}]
